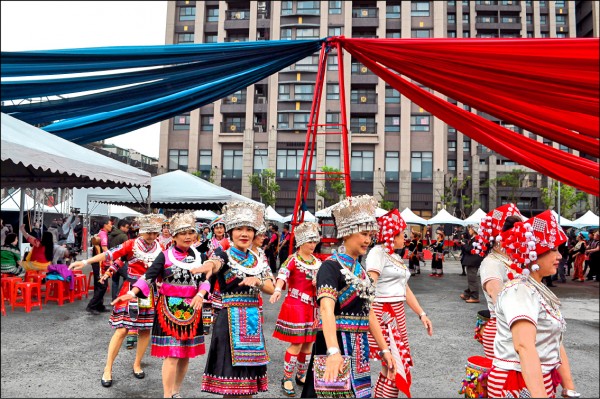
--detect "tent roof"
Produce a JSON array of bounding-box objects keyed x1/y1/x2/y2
[
  {"x1": 283, "y1": 210, "x2": 317, "y2": 223},
  {"x1": 1, "y1": 113, "x2": 151, "y2": 189},
  {"x1": 570, "y1": 210, "x2": 600, "y2": 229},
  {"x1": 463, "y1": 208, "x2": 488, "y2": 225},
  {"x1": 426, "y1": 208, "x2": 466, "y2": 226},
  {"x1": 265, "y1": 206, "x2": 284, "y2": 223},
  {"x1": 193, "y1": 209, "x2": 218, "y2": 220},
  {"x1": 1, "y1": 189, "x2": 61, "y2": 214},
  {"x1": 400, "y1": 208, "x2": 428, "y2": 225},
  {"x1": 550, "y1": 210, "x2": 575, "y2": 227},
  {"x1": 85, "y1": 170, "x2": 259, "y2": 211},
  {"x1": 108, "y1": 204, "x2": 142, "y2": 219}
]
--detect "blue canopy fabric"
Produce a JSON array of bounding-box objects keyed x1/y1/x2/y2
[{"x1": 1, "y1": 40, "x2": 325, "y2": 144}]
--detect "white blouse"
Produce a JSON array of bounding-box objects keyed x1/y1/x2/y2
[
  {"x1": 365, "y1": 245, "x2": 410, "y2": 303},
  {"x1": 479, "y1": 251, "x2": 513, "y2": 317}
]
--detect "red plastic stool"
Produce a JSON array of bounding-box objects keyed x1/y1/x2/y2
[
  {"x1": 87, "y1": 271, "x2": 95, "y2": 292},
  {"x1": 24, "y1": 271, "x2": 44, "y2": 285},
  {"x1": 73, "y1": 274, "x2": 88, "y2": 300},
  {"x1": 1, "y1": 286, "x2": 6, "y2": 316},
  {"x1": 45, "y1": 280, "x2": 71, "y2": 306},
  {"x1": 1, "y1": 276, "x2": 22, "y2": 304},
  {"x1": 12, "y1": 281, "x2": 43, "y2": 313}
]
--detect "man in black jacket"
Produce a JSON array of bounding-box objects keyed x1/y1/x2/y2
[
  {"x1": 108, "y1": 219, "x2": 130, "y2": 301},
  {"x1": 460, "y1": 225, "x2": 484, "y2": 303}
]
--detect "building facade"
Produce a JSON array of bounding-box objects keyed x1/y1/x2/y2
[{"x1": 159, "y1": 0, "x2": 599, "y2": 217}]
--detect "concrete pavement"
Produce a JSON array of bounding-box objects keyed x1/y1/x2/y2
[{"x1": 1, "y1": 259, "x2": 598, "y2": 398}]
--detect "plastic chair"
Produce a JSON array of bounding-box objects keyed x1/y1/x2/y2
[
  {"x1": 24, "y1": 271, "x2": 44, "y2": 285},
  {"x1": 1, "y1": 276, "x2": 23, "y2": 304},
  {"x1": 73, "y1": 274, "x2": 88, "y2": 300},
  {"x1": 87, "y1": 271, "x2": 95, "y2": 292},
  {"x1": 45, "y1": 280, "x2": 71, "y2": 306},
  {"x1": 12, "y1": 281, "x2": 43, "y2": 313},
  {"x1": 1, "y1": 286, "x2": 6, "y2": 316}
]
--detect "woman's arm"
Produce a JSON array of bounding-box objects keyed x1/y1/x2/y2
[
  {"x1": 483, "y1": 279, "x2": 504, "y2": 306},
  {"x1": 69, "y1": 251, "x2": 108, "y2": 271},
  {"x1": 557, "y1": 343, "x2": 576, "y2": 392},
  {"x1": 405, "y1": 285, "x2": 433, "y2": 336},
  {"x1": 511, "y1": 320, "x2": 548, "y2": 398},
  {"x1": 368, "y1": 304, "x2": 396, "y2": 379},
  {"x1": 320, "y1": 297, "x2": 345, "y2": 382}
]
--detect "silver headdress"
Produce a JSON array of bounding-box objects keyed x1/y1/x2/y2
[
  {"x1": 169, "y1": 211, "x2": 197, "y2": 236},
  {"x1": 331, "y1": 195, "x2": 378, "y2": 238},
  {"x1": 257, "y1": 223, "x2": 268, "y2": 236},
  {"x1": 137, "y1": 214, "x2": 166, "y2": 234},
  {"x1": 223, "y1": 201, "x2": 265, "y2": 232},
  {"x1": 295, "y1": 222, "x2": 321, "y2": 247}
]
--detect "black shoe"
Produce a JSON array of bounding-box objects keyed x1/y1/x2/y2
[
  {"x1": 86, "y1": 308, "x2": 100, "y2": 315},
  {"x1": 133, "y1": 370, "x2": 145, "y2": 379},
  {"x1": 547, "y1": 284, "x2": 556, "y2": 287},
  {"x1": 101, "y1": 373, "x2": 112, "y2": 387},
  {"x1": 460, "y1": 272, "x2": 467, "y2": 276},
  {"x1": 98, "y1": 307, "x2": 110, "y2": 313}
]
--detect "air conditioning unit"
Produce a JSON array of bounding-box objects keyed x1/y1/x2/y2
[
  {"x1": 257, "y1": 1, "x2": 267, "y2": 11},
  {"x1": 256, "y1": 96, "x2": 267, "y2": 104}
]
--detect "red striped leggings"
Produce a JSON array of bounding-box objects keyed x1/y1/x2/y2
[{"x1": 487, "y1": 367, "x2": 558, "y2": 398}]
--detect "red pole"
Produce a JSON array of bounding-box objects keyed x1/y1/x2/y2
[{"x1": 336, "y1": 40, "x2": 352, "y2": 197}]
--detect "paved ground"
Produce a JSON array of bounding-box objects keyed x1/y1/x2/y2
[{"x1": 1, "y1": 259, "x2": 598, "y2": 398}]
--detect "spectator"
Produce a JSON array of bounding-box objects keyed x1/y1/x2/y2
[
  {"x1": 1, "y1": 233, "x2": 24, "y2": 276},
  {"x1": 108, "y1": 219, "x2": 131, "y2": 301},
  {"x1": 84, "y1": 217, "x2": 113, "y2": 314},
  {"x1": 585, "y1": 231, "x2": 599, "y2": 282},
  {"x1": 1, "y1": 219, "x2": 9, "y2": 247},
  {"x1": 460, "y1": 226, "x2": 484, "y2": 303},
  {"x1": 556, "y1": 242, "x2": 569, "y2": 283},
  {"x1": 569, "y1": 233, "x2": 586, "y2": 282},
  {"x1": 265, "y1": 224, "x2": 279, "y2": 274},
  {"x1": 278, "y1": 224, "x2": 291, "y2": 266},
  {"x1": 19, "y1": 224, "x2": 53, "y2": 271}
]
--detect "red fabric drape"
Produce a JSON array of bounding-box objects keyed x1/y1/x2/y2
[{"x1": 336, "y1": 37, "x2": 599, "y2": 196}]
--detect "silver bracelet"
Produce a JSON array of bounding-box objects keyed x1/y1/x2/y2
[
  {"x1": 378, "y1": 348, "x2": 391, "y2": 357},
  {"x1": 275, "y1": 287, "x2": 282, "y2": 293},
  {"x1": 127, "y1": 290, "x2": 136, "y2": 298},
  {"x1": 418, "y1": 311, "x2": 427, "y2": 319},
  {"x1": 82, "y1": 259, "x2": 88, "y2": 267}
]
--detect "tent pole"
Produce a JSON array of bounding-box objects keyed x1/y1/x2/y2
[
  {"x1": 147, "y1": 185, "x2": 152, "y2": 213},
  {"x1": 18, "y1": 189, "x2": 25, "y2": 250}
]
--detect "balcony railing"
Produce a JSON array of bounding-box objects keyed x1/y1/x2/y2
[
  {"x1": 350, "y1": 123, "x2": 377, "y2": 134},
  {"x1": 352, "y1": 8, "x2": 378, "y2": 18},
  {"x1": 350, "y1": 92, "x2": 377, "y2": 104},
  {"x1": 351, "y1": 63, "x2": 374, "y2": 75},
  {"x1": 222, "y1": 93, "x2": 246, "y2": 104},
  {"x1": 221, "y1": 121, "x2": 245, "y2": 133},
  {"x1": 226, "y1": 10, "x2": 250, "y2": 20}
]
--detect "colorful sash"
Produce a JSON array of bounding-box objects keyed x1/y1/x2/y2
[
  {"x1": 157, "y1": 295, "x2": 202, "y2": 341},
  {"x1": 340, "y1": 331, "x2": 371, "y2": 398},
  {"x1": 227, "y1": 304, "x2": 269, "y2": 366}
]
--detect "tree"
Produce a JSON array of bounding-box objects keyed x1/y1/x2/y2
[
  {"x1": 248, "y1": 169, "x2": 280, "y2": 207},
  {"x1": 541, "y1": 181, "x2": 589, "y2": 219},
  {"x1": 483, "y1": 168, "x2": 528, "y2": 203},
  {"x1": 192, "y1": 168, "x2": 216, "y2": 183},
  {"x1": 378, "y1": 181, "x2": 395, "y2": 211},
  {"x1": 316, "y1": 166, "x2": 346, "y2": 206},
  {"x1": 439, "y1": 175, "x2": 478, "y2": 218}
]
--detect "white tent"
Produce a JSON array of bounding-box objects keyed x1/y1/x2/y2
[
  {"x1": 283, "y1": 210, "x2": 317, "y2": 223},
  {"x1": 463, "y1": 208, "x2": 488, "y2": 225},
  {"x1": 400, "y1": 208, "x2": 428, "y2": 225},
  {"x1": 82, "y1": 170, "x2": 259, "y2": 210},
  {"x1": 1, "y1": 189, "x2": 61, "y2": 214},
  {"x1": 265, "y1": 206, "x2": 285, "y2": 223},
  {"x1": 1, "y1": 113, "x2": 151, "y2": 189},
  {"x1": 108, "y1": 205, "x2": 142, "y2": 219},
  {"x1": 426, "y1": 208, "x2": 466, "y2": 226},
  {"x1": 570, "y1": 210, "x2": 600, "y2": 229},
  {"x1": 550, "y1": 210, "x2": 575, "y2": 227},
  {"x1": 194, "y1": 210, "x2": 218, "y2": 220}
]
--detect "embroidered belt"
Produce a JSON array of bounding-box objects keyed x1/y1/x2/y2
[
  {"x1": 287, "y1": 288, "x2": 314, "y2": 305},
  {"x1": 160, "y1": 283, "x2": 198, "y2": 298},
  {"x1": 222, "y1": 293, "x2": 259, "y2": 308},
  {"x1": 228, "y1": 306, "x2": 269, "y2": 366},
  {"x1": 318, "y1": 314, "x2": 370, "y2": 332}
]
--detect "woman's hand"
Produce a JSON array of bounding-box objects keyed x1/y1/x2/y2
[
  {"x1": 324, "y1": 353, "x2": 344, "y2": 382},
  {"x1": 421, "y1": 315, "x2": 433, "y2": 336},
  {"x1": 98, "y1": 272, "x2": 111, "y2": 285},
  {"x1": 191, "y1": 260, "x2": 217, "y2": 277},
  {"x1": 269, "y1": 290, "x2": 281, "y2": 303},
  {"x1": 68, "y1": 261, "x2": 84, "y2": 271},
  {"x1": 381, "y1": 351, "x2": 396, "y2": 380},
  {"x1": 239, "y1": 276, "x2": 261, "y2": 288},
  {"x1": 190, "y1": 294, "x2": 204, "y2": 311},
  {"x1": 111, "y1": 292, "x2": 134, "y2": 306}
]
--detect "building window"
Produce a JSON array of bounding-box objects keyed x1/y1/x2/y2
[
  {"x1": 329, "y1": 27, "x2": 342, "y2": 36},
  {"x1": 448, "y1": 140, "x2": 457, "y2": 152},
  {"x1": 386, "y1": 4, "x2": 401, "y2": 18},
  {"x1": 556, "y1": 15, "x2": 566, "y2": 25},
  {"x1": 179, "y1": 6, "x2": 196, "y2": 21},
  {"x1": 169, "y1": 149, "x2": 188, "y2": 172},
  {"x1": 463, "y1": 139, "x2": 471, "y2": 151},
  {"x1": 178, "y1": 33, "x2": 194, "y2": 44},
  {"x1": 463, "y1": 160, "x2": 470, "y2": 171},
  {"x1": 351, "y1": 89, "x2": 377, "y2": 104},
  {"x1": 253, "y1": 149, "x2": 268, "y2": 174},
  {"x1": 280, "y1": 28, "x2": 293, "y2": 40},
  {"x1": 556, "y1": 33, "x2": 567, "y2": 38},
  {"x1": 297, "y1": 1, "x2": 320, "y2": 15},
  {"x1": 463, "y1": 31, "x2": 471, "y2": 38},
  {"x1": 540, "y1": 15, "x2": 547, "y2": 24},
  {"x1": 448, "y1": 30, "x2": 457, "y2": 38},
  {"x1": 198, "y1": 150, "x2": 212, "y2": 179},
  {"x1": 325, "y1": 149, "x2": 340, "y2": 169},
  {"x1": 327, "y1": 84, "x2": 340, "y2": 100},
  {"x1": 224, "y1": 89, "x2": 247, "y2": 104},
  {"x1": 206, "y1": 7, "x2": 219, "y2": 22},
  {"x1": 294, "y1": 84, "x2": 314, "y2": 101},
  {"x1": 173, "y1": 114, "x2": 190, "y2": 130},
  {"x1": 448, "y1": 159, "x2": 457, "y2": 171},
  {"x1": 201, "y1": 115, "x2": 213, "y2": 131},
  {"x1": 224, "y1": 116, "x2": 245, "y2": 133},
  {"x1": 223, "y1": 149, "x2": 243, "y2": 178},
  {"x1": 281, "y1": 1, "x2": 293, "y2": 15},
  {"x1": 293, "y1": 113, "x2": 310, "y2": 129},
  {"x1": 411, "y1": 29, "x2": 431, "y2": 38},
  {"x1": 296, "y1": 28, "x2": 320, "y2": 39},
  {"x1": 204, "y1": 34, "x2": 217, "y2": 43},
  {"x1": 448, "y1": 13, "x2": 456, "y2": 24},
  {"x1": 328, "y1": 54, "x2": 338, "y2": 71},
  {"x1": 329, "y1": 0, "x2": 342, "y2": 14},
  {"x1": 350, "y1": 117, "x2": 376, "y2": 134},
  {"x1": 326, "y1": 113, "x2": 340, "y2": 129},
  {"x1": 351, "y1": 151, "x2": 374, "y2": 180},
  {"x1": 410, "y1": 115, "x2": 430, "y2": 131},
  {"x1": 385, "y1": 152, "x2": 399, "y2": 181},
  {"x1": 411, "y1": 152, "x2": 432, "y2": 181},
  {"x1": 386, "y1": 87, "x2": 400, "y2": 103},
  {"x1": 277, "y1": 113, "x2": 289, "y2": 129},
  {"x1": 296, "y1": 55, "x2": 320, "y2": 71},
  {"x1": 279, "y1": 84, "x2": 291, "y2": 100},
  {"x1": 501, "y1": 16, "x2": 519, "y2": 23},
  {"x1": 385, "y1": 116, "x2": 401, "y2": 132},
  {"x1": 277, "y1": 149, "x2": 303, "y2": 178},
  {"x1": 411, "y1": 1, "x2": 431, "y2": 17},
  {"x1": 526, "y1": 14, "x2": 533, "y2": 24},
  {"x1": 463, "y1": 14, "x2": 470, "y2": 23},
  {"x1": 386, "y1": 31, "x2": 401, "y2": 38}
]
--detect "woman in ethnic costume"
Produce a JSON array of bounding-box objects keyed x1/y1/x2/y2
[
  {"x1": 428, "y1": 231, "x2": 445, "y2": 277},
  {"x1": 70, "y1": 214, "x2": 166, "y2": 388},
  {"x1": 301, "y1": 195, "x2": 395, "y2": 399},
  {"x1": 193, "y1": 201, "x2": 275, "y2": 397},
  {"x1": 114, "y1": 211, "x2": 209, "y2": 398},
  {"x1": 158, "y1": 222, "x2": 174, "y2": 250},
  {"x1": 488, "y1": 210, "x2": 579, "y2": 398},
  {"x1": 406, "y1": 231, "x2": 423, "y2": 276},
  {"x1": 472, "y1": 203, "x2": 523, "y2": 358},
  {"x1": 270, "y1": 221, "x2": 322, "y2": 397},
  {"x1": 365, "y1": 209, "x2": 432, "y2": 398}
]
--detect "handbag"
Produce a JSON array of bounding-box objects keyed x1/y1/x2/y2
[{"x1": 313, "y1": 354, "x2": 352, "y2": 397}]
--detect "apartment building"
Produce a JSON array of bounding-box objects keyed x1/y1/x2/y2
[{"x1": 159, "y1": 1, "x2": 599, "y2": 217}]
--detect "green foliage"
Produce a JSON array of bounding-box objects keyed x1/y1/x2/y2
[
  {"x1": 378, "y1": 181, "x2": 395, "y2": 211},
  {"x1": 248, "y1": 169, "x2": 280, "y2": 207},
  {"x1": 316, "y1": 166, "x2": 346, "y2": 205},
  {"x1": 541, "y1": 181, "x2": 589, "y2": 219},
  {"x1": 192, "y1": 168, "x2": 215, "y2": 183},
  {"x1": 484, "y1": 169, "x2": 527, "y2": 203},
  {"x1": 439, "y1": 175, "x2": 478, "y2": 218}
]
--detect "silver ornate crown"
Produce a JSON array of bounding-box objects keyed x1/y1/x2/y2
[
  {"x1": 331, "y1": 195, "x2": 379, "y2": 238},
  {"x1": 137, "y1": 214, "x2": 166, "y2": 234},
  {"x1": 223, "y1": 201, "x2": 265, "y2": 232},
  {"x1": 169, "y1": 211, "x2": 196, "y2": 236},
  {"x1": 257, "y1": 223, "x2": 268, "y2": 235},
  {"x1": 295, "y1": 222, "x2": 321, "y2": 247}
]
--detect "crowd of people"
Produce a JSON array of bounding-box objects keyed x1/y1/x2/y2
[{"x1": 1, "y1": 197, "x2": 596, "y2": 398}]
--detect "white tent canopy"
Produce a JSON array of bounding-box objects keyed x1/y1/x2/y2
[
  {"x1": 194, "y1": 210, "x2": 218, "y2": 220},
  {"x1": 1, "y1": 113, "x2": 151, "y2": 189},
  {"x1": 283, "y1": 210, "x2": 317, "y2": 223},
  {"x1": 1, "y1": 189, "x2": 61, "y2": 214},
  {"x1": 570, "y1": 210, "x2": 600, "y2": 229},
  {"x1": 550, "y1": 210, "x2": 575, "y2": 227},
  {"x1": 265, "y1": 206, "x2": 285, "y2": 223},
  {"x1": 426, "y1": 208, "x2": 466, "y2": 226},
  {"x1": 463, "y1": 208, "x2": 488, "y2": 225},
  {"x1": 80, "y1": 170, "x2": 259, "y2": 211},
  {"x1": 108, "y1": 204, "x2": 142, "y2": 219},
  {"x1": 400, "y1": 208, "x2": 428, "y2": 225}
]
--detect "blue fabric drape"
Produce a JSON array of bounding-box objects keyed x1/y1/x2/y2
[{"x1": 1, "y1": 40, "x2": 324, "y2": 143}]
